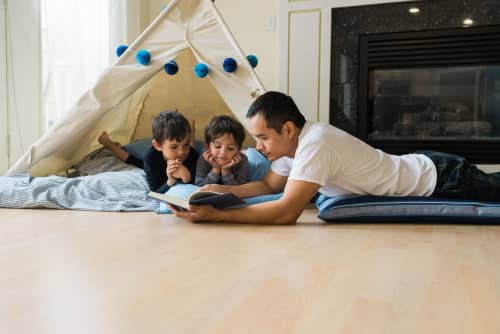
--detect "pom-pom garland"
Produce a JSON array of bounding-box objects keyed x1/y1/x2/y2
[
  {"x1": 164, "y1": 60, "x2": 179, "y2": 75},
  {"x1": 116, "y1": 45, "x2": 128, "y2": 57},
  {"x1": 246, "y1": 54, "x2": 258, "y2": 68},
  {"x1": 194, "y1": 63, "x2": 209, "y2": 78},
  {"x1": 223, "y1": 57, "x2": 237, "y2": 73},
  {"x1": 136, "y1": 49, "x2": 151, "y2": 65},
  {"x1": 115, "y1": 47, "x2": 259, "y2": 74}
]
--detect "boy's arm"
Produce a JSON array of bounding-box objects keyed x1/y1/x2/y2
[
  {"x1": 195, "y1": 156, "x2": 219, "y2": 186},
  {"x1": 221, "y1": 154, "x2": 249, "y2": 185},
  {"x1": 172, "y1": 179, "x2": 320, "y2": 225},
  {"x1": 143, "y1": 149, "x2": 169, "y2": 192}
]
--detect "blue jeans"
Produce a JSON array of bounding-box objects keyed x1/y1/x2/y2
[{"x1": 418, "y1": 151, "x2": 500, "y2": 202}]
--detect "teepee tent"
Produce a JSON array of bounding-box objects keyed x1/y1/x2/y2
[{"x1": 5, "y1": 0, "x2": 265, "y2": 177}]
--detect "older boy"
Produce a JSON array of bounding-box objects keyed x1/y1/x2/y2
[{"x1": 99, "y1": 111, "x2": 199, "y2": 193}]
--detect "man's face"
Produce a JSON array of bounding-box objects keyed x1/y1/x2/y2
[{"x1": 248, "y1": 114, "x2": 292, "y2": 162}]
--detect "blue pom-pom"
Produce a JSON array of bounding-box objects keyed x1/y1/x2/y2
[
  {"x1": 223, "y1": 58, "x2": 237, "y2": 73},
  {"x1": 194, "y1": 63, "x2": 209, "y2": 78},
  {"x1": 164, "y1": 60, "x2": 178, "y2": 75},
  {"x1": 247, "y1": 55, "x2": 258, "y2": 68},
  {"x1": 136, "y1": 49, "x2": 151, "y2": 65},
  {"x1": 116, "y1": 45, "x2": 128, "y2": 57}
]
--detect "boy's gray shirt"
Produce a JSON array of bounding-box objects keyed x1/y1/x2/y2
[{"x1": 195, "y1": 153, "x2": 249, "y2": 186}]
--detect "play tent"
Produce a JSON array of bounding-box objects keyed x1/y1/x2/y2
[{"x1": 5, "y1": 0, "x2": 265, "y2": 177}]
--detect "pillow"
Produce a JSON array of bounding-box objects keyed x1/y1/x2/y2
[
  {"x1": 123, "y1": 138, "x2": 152, "y2": 159},
  {"x1": 245, "y1": 148, "x2": 271, "y2": 181},
  {"x1": 315, "y1": 194, "x2": 500, "y2": 223}
]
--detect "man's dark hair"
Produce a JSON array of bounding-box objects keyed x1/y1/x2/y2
[
  {"x1": 246, "y1": 91, "x2": 306, "y2": 133},
  {"x1": 152, "y1": 110, "x2": 191, "y2": 144},
  {"x1": 204, "y1": 115, "x2": 245, "y2": 149}
]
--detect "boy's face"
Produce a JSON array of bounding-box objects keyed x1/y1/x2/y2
[
  {"x1": 152, "y1": 134, "x2": 191, "y2": 162},
  {"x1": 248, "y1": 113, "x2": 295, "y2": 161},
  {"x1": 208, "y1": 133, "x2": 239, "y2": 166}
]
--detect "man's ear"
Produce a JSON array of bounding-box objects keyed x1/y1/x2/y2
[
  {"x1": 152, "y1": 139, "x2": 162, "y2": 151},
  {"x1": 282, "y1": 121, "x2": 297, "y2": 139}
]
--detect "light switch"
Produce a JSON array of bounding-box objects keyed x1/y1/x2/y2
[{"x1": 265, "y1": 16, "x2": 275, "y2": 32}]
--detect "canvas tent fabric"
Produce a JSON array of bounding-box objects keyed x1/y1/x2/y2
[{"x1": 6, "y1": 0, "x2": 265, "y2": 177}]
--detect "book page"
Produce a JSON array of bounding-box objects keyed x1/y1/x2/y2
[{"x1": 147, "y1": 191, "x2": 189, "y2": 210}]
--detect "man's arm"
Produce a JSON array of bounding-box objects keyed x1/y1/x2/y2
[
  {"x1": 200, "y1": 169, "x2": 288, "y2": 198},
  {"x1": 171, "y1": 179, "x2": 320, "y2": 225}
]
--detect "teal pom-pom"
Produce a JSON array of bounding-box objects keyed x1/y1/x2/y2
[
  {"x1": 136, "y1": 49, "x2": 151, "y2": 65},
  {"x1": 194, "y1": 63, "x2": 209, "y2": 78},
  {"x1": 223, "y1": 58, "x2": 237, "y2": 73},
  {"x1": 164, "y1": 60, "x2": 178, "y2": 75},
  {"x1": 116, "y1": 45, "x2": 128, "y2": 57},
  {"x1": 247, "y1": 55, "x2": 258, "y2": 68}
]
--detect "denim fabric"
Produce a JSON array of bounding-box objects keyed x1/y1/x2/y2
[{"x1": 418, "y1": 151, "x2": 500, "y2": 202}]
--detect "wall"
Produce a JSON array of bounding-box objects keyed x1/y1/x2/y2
[
  {"x1": 0, "y1": 0, "x2": 7, "y2": 173},
  {"x1": 214, "y1": 0, "x2": 279, "y2": 90},
  {"x1": 3, "y1": 0, "x2": 42, "y2": 174}
]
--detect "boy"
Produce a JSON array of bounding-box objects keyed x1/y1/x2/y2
[
  {"x1": 99, "y1": 111, "x2": 199, "y2": 193},
  {"x1": 195, "y1": 115, "x2": 249, "y2": 186}
]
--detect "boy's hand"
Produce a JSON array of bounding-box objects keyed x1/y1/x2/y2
[
  {"x1": 221, "y1": 153, "x2": 241, "y2": 174},
  {"x1": 166, "y1": 159, "x2": 181, "y2": 186},
  {"x1": 203, "y1": 151, "x2": 221, "y2": 175},
  {"x1": 172, "y1": 164, "x2": 191, "y2": 183}
]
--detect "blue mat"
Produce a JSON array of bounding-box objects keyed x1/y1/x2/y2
[{"x1": 316, "y1": 194, "x2": 500, "y2": 223}]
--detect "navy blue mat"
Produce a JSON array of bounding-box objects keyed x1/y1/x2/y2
[{"x1": 316, "y1": 194, "x2": 500, "y2": 223}]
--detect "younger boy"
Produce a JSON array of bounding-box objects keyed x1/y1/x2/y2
[
  {"x1": 195, "y1": 115, "x2": 249, "y2": 186},
  {"x1": 98, "y1": 111, "x2": 199, "y2": 193}
]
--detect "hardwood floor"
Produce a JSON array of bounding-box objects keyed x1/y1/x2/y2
[{"x1": 1, "y1": 208, "x2": 500, "y2": 333}]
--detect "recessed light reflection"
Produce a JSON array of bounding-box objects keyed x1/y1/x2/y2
[
  {"x1": 409, "y1": 7, "x2": 420, "y2": 14},
  {"x1": 463, "y1": 18, "x2": 474, "y2": 26}
]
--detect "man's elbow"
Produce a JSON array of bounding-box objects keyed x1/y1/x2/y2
[{"x1": 273, "y1": 210, "x2": 301, "y2": 225}]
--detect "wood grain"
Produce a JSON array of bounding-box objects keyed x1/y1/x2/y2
[{"x1": 1, "y1": 208, "x2": 500, "y2": 334}]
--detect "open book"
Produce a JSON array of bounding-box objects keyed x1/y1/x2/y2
[{"x1": 148, "y1": 184, "x2": 245, "y2": 211}]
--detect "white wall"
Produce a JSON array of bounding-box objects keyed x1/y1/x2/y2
[
  {"x1": 215, "y1": 0, "x2": 279, "y2": 90},
  {"x1": 0, "y1": 0, "x2": 7, "y2": 172},
  {"x1": 3, "y1": 0, "x2": 42, "y2": 174}
]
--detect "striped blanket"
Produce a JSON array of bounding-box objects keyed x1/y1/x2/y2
[{"x1": 0, "y1": 149, "x2": 157, "y2": 211}]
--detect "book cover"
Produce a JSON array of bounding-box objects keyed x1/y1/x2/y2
[{"x1": 148, "y1": 184, "x2": 244, "y2": 210}]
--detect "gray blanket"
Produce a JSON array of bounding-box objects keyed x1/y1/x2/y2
[{"x1": 0, "y1": 149, "x2": 157, "y2": 211}]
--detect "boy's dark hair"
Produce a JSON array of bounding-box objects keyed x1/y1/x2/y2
[
  {"x1": 204, "y1": 115, "x2": 245, "y2": 149},
  {"x1": 152, "y1": 111, "x2": 191, "y2": 144},
  {"x1": 246, "y1": 91, "x2": 306, "y2": 133}
]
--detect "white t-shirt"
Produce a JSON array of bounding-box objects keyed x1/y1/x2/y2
[{"x1": 271, "y1": 121, "x2": 437, "y2": 197}]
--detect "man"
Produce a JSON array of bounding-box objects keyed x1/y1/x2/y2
[{"x1": 171, "y1": 91, "x2": 500, "y2": 224}]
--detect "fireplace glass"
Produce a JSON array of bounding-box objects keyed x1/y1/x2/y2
[{"x1": 368, "y1": 66, "x2": 500, "y2": 141}]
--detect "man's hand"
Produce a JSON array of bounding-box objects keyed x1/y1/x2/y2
[
  {"x1": 169, "y1": 204, "x2": 223, "y2": 222},
  {"x1": 221, "y1": 153, "x2": 241, "y2": 175},
  {"x1": 199, "y1": 184, "x2": 231, "y2": 193}
]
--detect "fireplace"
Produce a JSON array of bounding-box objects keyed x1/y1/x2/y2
[{"x1": 330, "y1": 0, "x2": 500, "y2": 163}]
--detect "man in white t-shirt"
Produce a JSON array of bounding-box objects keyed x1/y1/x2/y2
[{"x1": 171, "y1": 91, "x2": 500, "y2": 224}]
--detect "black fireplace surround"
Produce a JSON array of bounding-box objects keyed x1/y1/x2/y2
[{"x1": 331, "y1": 0, "x2": 500, "y2": 163}]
